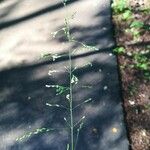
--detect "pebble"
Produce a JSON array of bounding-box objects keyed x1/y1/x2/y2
[
  {"x1": 109, "y1": 53, "x2": 113, "y2": 56},
  {"x1": 112, "y1": 127, "x2": 118, "y2": 133},
  {"x1": 99, "y1": 69, "x2": 102, "y2": 72},
  {"x1": 127, "y1": 52, "x2": 132, "y2": 56},
  {"x1": 28, "y1": 96, "x2": 31, "y2": 100},
  {"x1": 103, "y1": 86, "x2": 108, "y2": 90},
  {"x1": 141, "y1": 130, "x2": 146, "y2": 137},
  {"x1": 129, "y1": 100, "x2": 135, "y2": 105}
]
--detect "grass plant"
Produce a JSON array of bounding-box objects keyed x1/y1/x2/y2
[{"x1": 16, "y1": 1, "x2": 98, "y2": 150}]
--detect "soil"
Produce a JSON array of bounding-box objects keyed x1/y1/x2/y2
[{"x1": 112, "y1": 3, "x2": 150, "y2": 150}]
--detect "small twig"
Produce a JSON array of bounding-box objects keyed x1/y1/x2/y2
[
  {"x1": 64, "y1": 117, "x2": 71, "y2": 128},
  {"x1": 75, "y1": 122, "x2": 84, "y2": 150},
  {"x1": 73, "y1": 116, "x2": 85, "y2": 128},
  {"x1": 73, "y1": 98, "x2": 92, "y2": 110}
]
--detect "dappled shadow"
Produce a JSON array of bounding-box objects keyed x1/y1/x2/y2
[
  {"x1": 55, "y1": 3, "x2": 114, "y2": 51},
  {"x1": 0, "y1": 50, "x2": 128, "y2": 150},
  {"x1": 0, "y1": 0, "x2": 129, "y2": 150},
  {"x1": 0, "y1": 0, "x2": 79, "y2": 30},
  {"x1": 0, "y1": 0, "x2": 19, "y2": 19}
]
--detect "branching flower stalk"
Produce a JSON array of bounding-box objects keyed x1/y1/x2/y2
[
  {"x1": 63, "y1": 1, "x2": 76, "y2": 149},
  {"x1": 16, "y1": 1, "x2": 98, "y2": 150},
  {"x1": 62, "y1": 3, "x2": 92, "y2": 148}
]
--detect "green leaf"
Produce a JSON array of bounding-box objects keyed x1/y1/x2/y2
[
  {"x1": 133, "y1": 30, "x2": 140, "y2": 36},
  {"x1": 143, "y1": 25, "x2": 150, "y2": 31},
  {"x1": 130, "y1": 21, "x2": 144, "y2": 28},
  {"x1": 137, "y1": 63, "x2": 148, "y2": 70},
  {"x1": 122, "y1": 10, "x2": 133, "y2": 20},
  {"x1": 118, "y1": 0, "x2": 126, "y2": 12},
  {"x1": 111, "y1": 0, "x2": 128, "y2": 13},
  {"x1": 113, "y1": 47, "x2": 125, "y2": 54}
]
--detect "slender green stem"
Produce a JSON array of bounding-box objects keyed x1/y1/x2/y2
[
  {"x1": 64, "y1": 9, "x2": 74, "y2": 149},
  {"x1": 69, "y1": 49, "x2": 74, "y2": 150},
  {"x1": 63, "y1": 4, "x2": 74, "y2": 147},
  {"x1": 68, "y1": 30, "x2": 74, "y2": 150}
]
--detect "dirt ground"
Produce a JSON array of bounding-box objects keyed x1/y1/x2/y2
[{"x1": 112, "y1": 1, "x2": 150, "y2": 150}]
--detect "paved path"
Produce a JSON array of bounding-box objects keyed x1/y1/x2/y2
[{"x1": 0, "y1": 0, "x2": 129, "y2": 150}]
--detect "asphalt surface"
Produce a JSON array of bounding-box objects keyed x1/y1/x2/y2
[{"x1": 0, "y1": 0, "x2": 129, "y2": 150}]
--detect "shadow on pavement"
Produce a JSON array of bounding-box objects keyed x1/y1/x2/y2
[
  {"x1": 0, "y1": 50, "x2": 126, "y2": 150},
  {"x1": 0, "y1": 0, "x2": 129, "y2": 150},
  {"x1": 0, "y1": 0, "x2": 79, "y2": 30}
]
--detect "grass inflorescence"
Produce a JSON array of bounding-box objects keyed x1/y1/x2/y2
[{"x1": 16, "y1": 1, "x2": 98, "y2": 150}]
